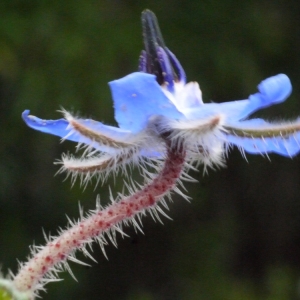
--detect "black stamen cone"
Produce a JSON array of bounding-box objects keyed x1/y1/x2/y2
[{"x1": 141, "y1": 10, "x2": 176, "y2": 85}]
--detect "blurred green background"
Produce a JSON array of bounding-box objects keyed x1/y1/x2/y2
[{"x1": 1, "y1": 0, "x2": 300, "y2": 299}]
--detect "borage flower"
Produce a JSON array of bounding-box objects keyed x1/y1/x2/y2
[
  {"x1": 23, "y1": 10, "x2": 300, "y2": 182},
  {"x1": 16, "y1": 9, "x2": 300, "y2": 299}
]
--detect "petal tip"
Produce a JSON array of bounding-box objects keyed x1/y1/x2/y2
[
  {"x1": 258, "y1": 73, "x2": 292, "y2": 104},
  {"x1": 22, "y1": 109, "x2": 30, "y2": 117}
]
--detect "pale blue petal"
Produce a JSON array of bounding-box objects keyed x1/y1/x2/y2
[
  {"x1": 22, "y1": 110, "x2": 77, "y2": 140},
  {"x1": 183, "y1": 100, "x2": 249, "y2": 121},
  {"x1": 226, "y1": 119, "x2": 300, "y2": 157},
  {"x1": 185, "y1": 74, "x2": 292, "y2": 122},
  {"x1": 22, "y1": 110, "x2": 134, "y2": 153},
  {"x1": 109, "y1": 72, "x2": 184, "y2": 133}
]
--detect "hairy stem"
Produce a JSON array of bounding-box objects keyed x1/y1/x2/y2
[{"x1": 13, "y1": 142, "x2": 186, "y2": 295}]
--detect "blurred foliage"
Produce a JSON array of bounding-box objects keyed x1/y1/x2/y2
[
  {"x1": 0, "y1": 289, "x2": 11, "y2": 300},
  {"x1": 1, "y1": 0, "x2": 300, "y2": 299},
  {"x1": 0, "y1": 282, "x2": 30, "y2": 300},
  {"x1": 0, "y1": 291, "x2": 12, "y2": 300}
]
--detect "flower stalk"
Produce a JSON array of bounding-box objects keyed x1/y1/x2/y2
[{"x1": 12, "y1": 138, "x2": 186, "y2": 297}]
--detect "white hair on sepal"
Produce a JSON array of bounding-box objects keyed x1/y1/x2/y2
[
  {"x1": 55, "y1": 149, "x2": 144, "y2": 189},
  {"x1": 187, "y1": 141, "x2": 227, "y2": 174},
  {"x1": 149, "y1": 113, "x2": 224, "y2": 139},
  {"x1": 60, "y1": 109, "x2": 152, "y2": 154},
  {"x1": 55, "y1": 137, "x2": 164, "y2": 189},
  {"x1": 224, "y1": 118, "x2": 300, "y2": 139},
  {"x1": 223, "y1": 118, "x2": 300, "y2": 158},
  {"x1": 149, "y1": 113, "x2": 227, "y2": 170},
  {"x1": 53, "y1": 110, "x2": 167, "y2": 188}
]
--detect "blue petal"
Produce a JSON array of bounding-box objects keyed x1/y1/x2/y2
[
  {"x1": 22, "y1": 110, "x2": 134, "y2": 153},
  {"x1": 183, "y1": 100, "x2": 250, "y2": 121},
  {"x1": 109, "y1": 72, "x2": 184, "y2": 133},
  {"x1": 22, "y1": 110, "x2": 77, "y2": 140},
  {"x1": 182, "y1": 74, "x2": 292, "y2": 122}
]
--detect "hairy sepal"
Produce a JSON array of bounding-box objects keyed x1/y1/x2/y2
[
  {"x1": 58, "y1": 111, "x2": 164, "y2": 186},
  {"x1": 56, "y1": 149, "x2": 157, "y2": 188},
  {"x1": 62, "y1": 110, "x2": 144, "y2": 152},
  {"x1": 224, "y1": 118, "x2": 300, "y2": 157},
  {"x1": 151, "y1": 114, "x2": 226, "y2": 169}
]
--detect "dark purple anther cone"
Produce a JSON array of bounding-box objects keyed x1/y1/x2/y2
[{"x1": 140, "y1": 9, "x2": 186, "y2": 90}]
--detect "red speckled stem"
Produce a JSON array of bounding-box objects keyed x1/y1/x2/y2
[{"x1": 13, "y1": 144, "x2": 186, "y2": 294}]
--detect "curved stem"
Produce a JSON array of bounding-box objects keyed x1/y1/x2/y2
[{"x1": 13, "y1": 142, "x2": 186, "y2": 296}]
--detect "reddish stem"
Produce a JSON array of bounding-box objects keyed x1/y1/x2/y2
[{"x1": 13, "y1": 144, "x2": 186, "y2": 294}]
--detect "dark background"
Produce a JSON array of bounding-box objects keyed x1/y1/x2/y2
[{"x1": 1, "y1": 1, "x2": 300, "y2": 299}]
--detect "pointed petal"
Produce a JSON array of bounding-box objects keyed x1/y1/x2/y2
[
  {"x1": 109, "y1": 72, "x2": 184, "y2": 133},
  {"x1": 225, "y1": 118, "x2": 300, "y2": 157},
  {"x1": 22, "y1": 110, "x2": 77, "y2": 141},
  {"x1": 22, "y1": 110, "x2": 137, "y2": 153}
]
